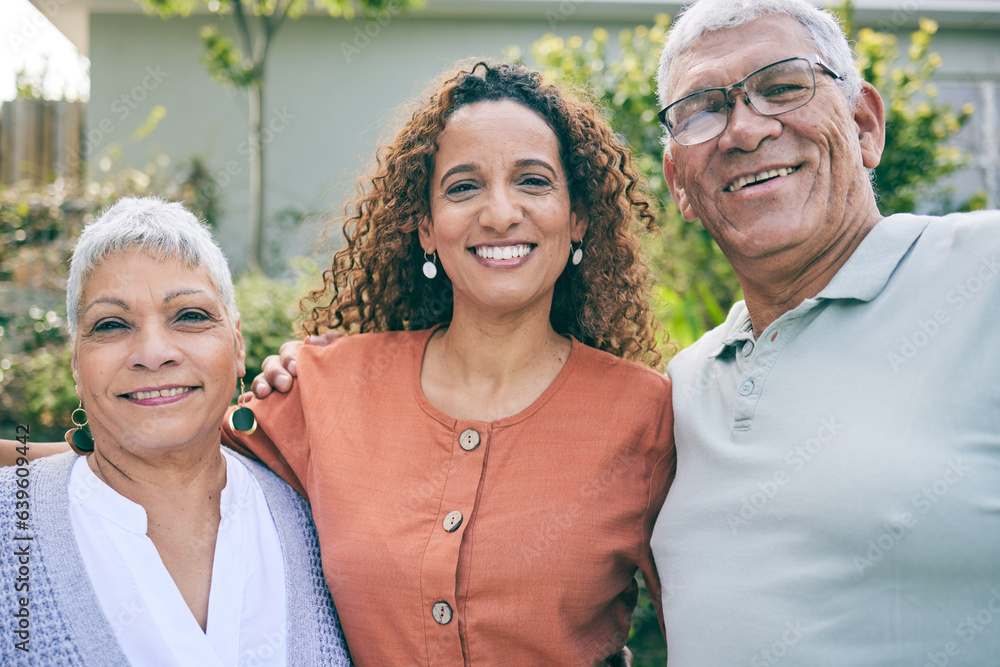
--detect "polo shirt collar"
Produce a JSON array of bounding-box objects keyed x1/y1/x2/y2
[
  {"x1": 816, "y1": 214, "x2": 929, "y2": 302},
  {"x1": 708, "y1": 214, "x2": 929, "y2": 358}
]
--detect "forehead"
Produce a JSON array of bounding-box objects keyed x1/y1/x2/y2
[
  {"x1": 82, "y1": 248, "x2": 218, "y2": 304},
  {"x1": 670, "y1": 15, "x2": 816, "y2": 99},
  {"x1": 435, "y1": 100, "x2": 562, "y2": 169}
]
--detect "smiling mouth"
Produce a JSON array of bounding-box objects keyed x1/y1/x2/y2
[
  {"x1": 122, "y1": 387, "x2": 196, "y2": 400},
  {"x1": 473, "y1": 244, "x2": 534, "y2": 260},
  {"x1": 726, "y1": 166, "x2": 799, "y2": 193}
]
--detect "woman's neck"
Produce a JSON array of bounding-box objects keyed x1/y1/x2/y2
[
  {"x1": 87, "y1": 440, "x2": 227, "y2": 631},
  {"x1": 421, "y1": 308, "x2": 572, "y2": 422}
]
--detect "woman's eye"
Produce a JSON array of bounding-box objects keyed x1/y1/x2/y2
[
  {"x1": 178, "y1": 310, "x2": 210, "y2": 323},
  {"x1": 445, "y1": 182, "x2": 478, "y2": 197},
  {"x1": 520, "y1": 176, "x2": 552, "y2": 188},
  {"x1": 93, "y1": 319, "x2": 126, "y2": 333}
]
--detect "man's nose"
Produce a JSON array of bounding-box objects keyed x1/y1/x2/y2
[{"x1": 717, "y1": 89, "x2": 782, "y2": 152}]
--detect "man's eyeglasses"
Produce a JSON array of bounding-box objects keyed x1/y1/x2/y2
[{"x1": 658, "y1": 55, "x2": 843, "y2": 146}]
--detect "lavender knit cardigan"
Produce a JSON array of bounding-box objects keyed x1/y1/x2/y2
[{"x1": 0, "y1": 450, "x2": 351, "y2": 666}]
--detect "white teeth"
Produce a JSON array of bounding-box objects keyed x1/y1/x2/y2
[
  {"x1": 475, "y1": 244, "x2": 532, "y2": 260},
  {"x1": 727, "y1": 166, "x2": 797, "y2": 192},
  {"x1": 129, "y1": 387, "x2": 190, "y2": 400}
]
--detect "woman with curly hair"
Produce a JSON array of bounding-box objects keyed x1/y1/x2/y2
[{"x1": 233, "y1": 61, "x2": 674, "y2": 664}]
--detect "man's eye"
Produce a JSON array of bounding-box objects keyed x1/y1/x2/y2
[{"x1": 760, "y1": 83, "x2": 808, "y2": 99}]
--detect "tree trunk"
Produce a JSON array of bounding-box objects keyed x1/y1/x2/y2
[{"x1": 248, "y1": 77, "x2": 265, "y2": 271}]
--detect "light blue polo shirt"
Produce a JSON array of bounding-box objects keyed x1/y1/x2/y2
[{"x1": 652, "y1": 211, "x2": 1000, "y2": 666}]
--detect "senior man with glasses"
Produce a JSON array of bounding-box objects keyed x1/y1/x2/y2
[{"x1": 651, "y1": 0, "x2": 1000, "y2": 665}]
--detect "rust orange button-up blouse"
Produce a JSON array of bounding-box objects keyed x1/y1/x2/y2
[{"x1": 223, "y1": 329, "x2": 674, "y2": 665}]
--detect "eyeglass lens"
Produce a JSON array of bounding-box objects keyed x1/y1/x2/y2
[{"x1": 664, "y1": 58, "x2": 818, "y2": 146}]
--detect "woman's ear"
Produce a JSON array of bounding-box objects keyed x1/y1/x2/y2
[
  {"x1": 417, "y1": 216, "x2": 435, "y2": 254},
  {"x1": 234, "y1": 315, "x2": 247, "y2": 377},
  {"x1": 570, "y1": 209, "x2": 588, "y2": 242},
  {"x1": 70, "y1": 348, "x2": 81, "y2": 398}
]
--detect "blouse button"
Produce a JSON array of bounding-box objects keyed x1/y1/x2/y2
[
  {"x1": 459, "y1": 429, "x2": 481, "y2": 451},
  {"x1": 432, "y1": 601, "x2": 453, "y2": 625},
  {"x1": 443, "y1": 510, "x2": 463, "y2": 533}
]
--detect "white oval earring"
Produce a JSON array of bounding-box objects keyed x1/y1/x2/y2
[
  {"x1": 571, "y1": 242, "x2": 584, "y2": 266},
  {"x1": 422, "y1": 252, "x2": 438, "y2": 279}
]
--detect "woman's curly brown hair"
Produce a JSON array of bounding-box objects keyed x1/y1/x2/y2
[{"x1": 302, "y1": 61, "x2": 664, "y2": 368}]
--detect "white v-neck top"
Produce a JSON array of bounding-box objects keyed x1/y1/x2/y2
[{"x1": 67, "y1": 448, "x2": 287, "y2": 666}]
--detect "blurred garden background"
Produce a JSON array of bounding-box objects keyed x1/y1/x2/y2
[{"x1": 2, "y1": 0, "x2": 999, "y2": 661}]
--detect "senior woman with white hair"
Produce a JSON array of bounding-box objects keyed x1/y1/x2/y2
[{"x1": 0, "y1": 197, "x2": 351, "y2": 666}]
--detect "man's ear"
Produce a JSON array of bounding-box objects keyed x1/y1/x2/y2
[
  {"x1": 417, "y1": 216, "x2": 435, "y2": 254},
  {"x1": 663, "y1": 152, "x2": 698, "y2": 222},
  {"x1": 855, "y1": 82, "x2": 886, "y2": 169}
]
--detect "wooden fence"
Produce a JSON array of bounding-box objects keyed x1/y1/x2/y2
[{"x1": 0, "y1": 98, "x2": 85, "y2": 186}]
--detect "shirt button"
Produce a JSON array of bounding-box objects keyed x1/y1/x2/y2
[
  {"x1": 443, "y1": 510, "x2": 463, "y2": 533},
  {"x1": 739, "y1": 380, "x2": 755, "y2": 396},
  {"x1": 459, "y1": 429, "x2": 481, "y2": 451},
  {"x1": 770, "y1": 330, "x2": 780, "y2": 342},
  {"x1": 432, "y1": 601, "x2": 453, "y2": 625},
  {"x1": 741, "y1": 341, "x2": 754, "y2": 356}
]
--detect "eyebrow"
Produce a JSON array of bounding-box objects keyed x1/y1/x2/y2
[
  {"x1": 164, "y1": 289, "x2": 211, "y2": 304},
  {"x1": 81, "y1": 298, "x2": 129, "y2": 318},
  {"x1": 438, "y1": 158, "x2": 558, "y2": 187},
  {"x1": 80, "y1": 289, "x2": 212, "y2": 318}
]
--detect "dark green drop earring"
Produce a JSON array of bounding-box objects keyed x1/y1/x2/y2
[
  {"x1": 228, "y1": 377, "x2": 257, "y2": 435},
  {"x1": 65, "y1": 400, "x2": 95, "y2": 455}
]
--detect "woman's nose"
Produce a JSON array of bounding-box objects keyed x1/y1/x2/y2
[{"x1": 127, "y1": 324, "x2": 181, "y2": 371}]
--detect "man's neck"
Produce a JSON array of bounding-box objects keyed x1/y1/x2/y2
[{"x1": 737, "y1": 210, "x2": 882, "y2": 337}]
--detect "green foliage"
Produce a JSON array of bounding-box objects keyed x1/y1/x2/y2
[
  {"x1": 235, "y1": 257, "x2": 319, "y2": 383},
  {"x1": 853, "y1": 18, "x2": 974, "y2": 214}
]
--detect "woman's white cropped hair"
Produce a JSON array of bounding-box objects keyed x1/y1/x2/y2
[
  {"x1": 657, "y1": 0, "x2": 863, "y2": 121},
  {"x1": 66, "y1": 196, "x2": 238, "y2": 337}
]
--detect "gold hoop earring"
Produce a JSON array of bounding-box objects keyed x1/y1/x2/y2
[
  {"x1": 228, "y1": 377, "x2": 257, "y2": 435},
  {"x1": 65, "y1": 400, "x2": 95, "y2": 455}
]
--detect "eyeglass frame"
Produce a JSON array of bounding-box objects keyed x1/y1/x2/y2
[{"x1": 657, "y1": 54, "x2": 843, "y2": 146}]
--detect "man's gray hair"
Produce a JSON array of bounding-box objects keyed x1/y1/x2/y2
[
  {"x1": 657, "y1": 0, "x2": 863, "y2": 113},
  {"x1": 66, "y1": 196, "x2": 238, "y2": 337}
]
